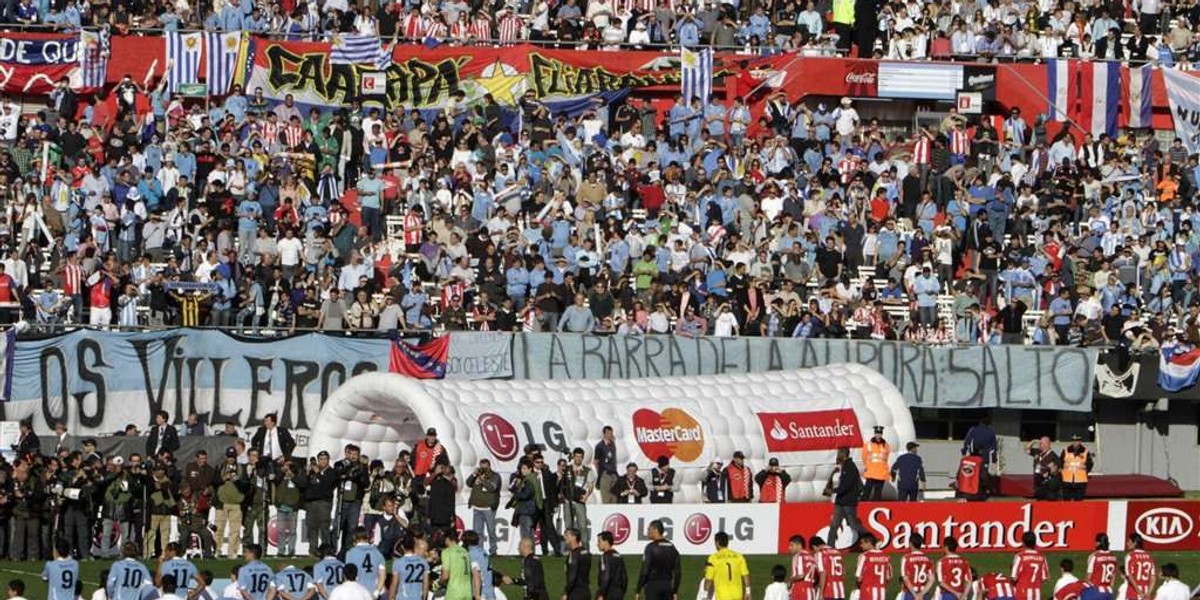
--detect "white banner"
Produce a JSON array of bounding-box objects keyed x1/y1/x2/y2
[
  {"x1": 1164, "y1": 69, "x2": 1200, "y2": 154},
  {"x1": 454, "y1": 502, "x2": 780, "y2": 556},
  {"x1": 446, "y1": 333, "x2": 514, "y2": 380}
]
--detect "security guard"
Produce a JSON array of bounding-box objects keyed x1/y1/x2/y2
[
  {"x1": 1060, "y1": 435, "x2": 1094, "y2": 501},
  {"x1": 860, "y1": 426, "x2": 890, "y2": 501}
]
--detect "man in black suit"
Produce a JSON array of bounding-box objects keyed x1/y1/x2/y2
[
  {"x1": 250, "y1": 413, "x2": 295, "y2": 461},
  {"x1": 14, "y1": 420, "x2": 39, "y2": 457},
  {"x1": 506, "y1": 538, "x2": 549, "y2": 600},
  {"x1": 532, "y1": 454, "x2": 563, "y2": 556},
  {"x1": 562, "y1": 528, "x2": 590, "y2": 600},
  {"x1": 146, "y1": 410, "x2": 180, "y2": 457}
]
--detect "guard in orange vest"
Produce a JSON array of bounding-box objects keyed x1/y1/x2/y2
[
  {"x1": 861, "y1": 426, "x2": 891, "y2": 500},
  {"x1": 1060, "y1": 435, "x2": 1093, "y2": 501}
]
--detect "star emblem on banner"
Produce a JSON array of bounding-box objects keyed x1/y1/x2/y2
[
  {"x1": 225, "y1": 35, "x2": 238, "y2": 49},
  {"x1": 185, "y1": 36, "x2": 198, "y2": 49},
  {"x1": 681, "y1": 50, "x2": 698, "y2": 68},
  {"x1": 476, "y1": 60, "x2": 526, "y2": 105}
]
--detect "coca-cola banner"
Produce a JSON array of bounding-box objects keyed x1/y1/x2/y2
[
  {"x1": 777, "y1": 501, "x2": 1112, "y2": 552},
  {"x1": 844, "y1": 61, "x2": 878, "y2": 97}
]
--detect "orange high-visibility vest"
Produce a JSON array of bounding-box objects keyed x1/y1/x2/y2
[{"x1": 862, "y1": 440, "x2": 891, "y2": 481}]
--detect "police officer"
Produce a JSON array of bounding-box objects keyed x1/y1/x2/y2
[
  {"x1": 1060, "y1": 435, "x2": 1094, "y2": 501},
  {"x1": 861, "y1": 426, "x2": 890, "y2": 501},
  {"x1": 636, "y1": 519, "x2": 681, "y2": 600},
  {"x1": 890, "y1": 442, "x2": 926, "y2": 502}
]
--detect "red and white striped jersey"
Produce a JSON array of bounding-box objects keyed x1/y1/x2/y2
[
  {"x1": 816, "y1": 548, "x2": 846, "y2": 600},
  {"x1": 792, "y1": 550, "x2": 817, "y2": 593},
  {"x1": 470, "y1": 16, "x2": 491, "y2": 40},
  {"x1": 450, "y1": 21, "x2": 471, "y2": 40},
  {"x1": 441, "y1": 280, "x2": 465, "y2": 307},
  {"x1": 282, "y1": 125, "x2": 304, "y2": 149},
  {"x1": 1012, "y1": 550, "x2": 1049, "y2": 600},
  {"x1": 982, "y1": 573, "x2": 1016, "y2": 600},
  {"x1": 938, "y1": 554, "x2": 972, "y2": 597},
  {"x1": 498, "y1": 14, "x2": 523, "y2": 43},
  {"x1": 62, "y1": 262, "x2": 83, "y2": 296},
  {"x1": 1123, "y1": 550, "x2": 1156, "y2": 600},
  {"x1": 404, "y1": 213, "x2": 423, "y2": 246},
  {"x1": 424, "y1": 20, "x2": 448, "y2": 38},
  {"x1": 856, "y1": 549, "x2": 892, "y2": 600},
  {"x1": 262, "y1": 121, "x2": 282, "y2": 148},
  {"x1": 912, "y1": 136, "x2": 932, "y2": 165},
  {"x1": 401, "y1": 12, "x2": 425, "y2": 39},
  {"x1": 837, "y1": 156, "x2": 857, "y2": 184},
  {"x1": 620, "y1": 0, "x2": 654, "y2": 12},
  {"x1": 950, "y1": 129, "x2": 970, "y2": 155},
  {"x1": 901, "y1": 550, "x2": 934, "y2": 594},
  {"x1": 1086, "y1": 550, "x2": 1118, "y2": 591}
]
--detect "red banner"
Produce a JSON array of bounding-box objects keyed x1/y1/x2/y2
[
  {"x1": 1125, "y1": 501, "x2": 1200, "y2": 550},
  {"x1": 843, "y1": 61, "x2": 878, "y2": 97},
  {"x1": 756, "y1": 409, "x2": 861, "y2": 452},
  {"x1": 777, "y1": 501, "x2": 1111, "y2": 553}
]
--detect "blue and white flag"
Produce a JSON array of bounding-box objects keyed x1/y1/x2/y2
[
  {"x1": 166, "y1": 31, "x2": 202, "y2": 93},
  {"x1": 78, "y1": 27, "x2": 110, "y2": 89},
  {"x1": 1046, "y1": 58, "x2": 1070, "y2": 122},
  {"x1": 331, "y1": 33, "x2": 387, "y2": 66},
  {"x1": 1126, "y1": 64, "x2": 1153, "y2": 129},
  {"x1": 1164, "y1": 68, "x2": 1200, "y2": 154},
  {"x1": 205, "y1": 31, "x2": 242, "y2": 96},
  {"x1": 681, "y1": 47, "x2": 712, "y2": 106},
  {"x1": 1090, "y1": 61, "x2": 1120, "y2": 138}
]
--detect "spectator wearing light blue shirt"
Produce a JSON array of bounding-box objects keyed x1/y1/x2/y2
[{"x1": 913, "y1": 267, "x2": 940, "y2": 326}]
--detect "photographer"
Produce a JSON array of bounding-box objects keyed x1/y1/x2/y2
[
  {"x1": 333, "y1": 444, "x2": 370, "y2": 553},
  {"x1": 388, "y1": 455, "x2": 415, "y2": 525},
  {"x1": 57, "y1": 451, "x2": 95, "y2": 559},
  {"x1": 99, "y1": 456, "x2": 140, "y2": 559},
  {"x1": 362, "y1": 460, "x2": 394, "y2": 540},
  {"x1": 562, "y1": 449, "x2": 595, "y2": 540},
  {"x1": 9, "y1": 461, "x2": 46, "y2": 561},
  {"x1": 242, "y1": 449, "x2": 274, "y2": 549},
  {"x1": 465, "y1": 459, "x2": 502, "y2": 556},
  {"x1": 144, "y1": 467, "x2": 177, "y2": 558},
  {"x1": 177, "y1": 486, "x2": 215, "y2": 558},
  {"x1": 300, "y1": 450, "x2": 336, "y2": 557},
  {"x1": 213, "y1": 447, "x2": 248, "y2": 558},
  {"x1": 508, "y1": 460, "x2": 537, "y2": 541},
  {"x1": 426, "y1": 459, "x2": 458, "y2": 543},
  {"x1": 273, "y1": 459, "x2": 303, "y2": 558}
]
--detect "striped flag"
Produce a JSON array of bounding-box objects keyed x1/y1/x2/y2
[
  {"x1": 78, "y1": 27, "x2": 110, "y2": 89},
  {"x1": 166, "y1": 31, "x2": 202, "y2": 93},
  {"x1": 1046, "y1": 58, "x2": 1070, "y2": 122},
  {"x1": 205, "y1": 31, "x2": 243, "y2": 96},
  {"x1": 1125, "y1": 64, "x2": 1153, "y2": 129},
  {"x1": 681, "y1": 46, "x2": 712, "y2": 106},
  {"x1": 1087, "y1": 61, "x2": 1120, "y2": 138},
  {"x1": 331, "y1": 33, "x2": 387, "y2": 65}
]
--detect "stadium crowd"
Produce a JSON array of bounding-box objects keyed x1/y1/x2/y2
[{"x1": 0, "y1": 0, "x2": 1200, "y2": 351}]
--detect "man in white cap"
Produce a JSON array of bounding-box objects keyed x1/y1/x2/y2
[{"x1": 832, "y1": 97, "x2": 859, "y2": 138}]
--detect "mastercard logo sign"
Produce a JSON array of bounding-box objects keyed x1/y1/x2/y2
[{"x1": 632, "y1": 408, "x2": 705, "y2": 463}]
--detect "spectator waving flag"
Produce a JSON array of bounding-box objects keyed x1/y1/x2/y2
[
  {"x1": 205, "y1": 31, "x2": 244, "y2": 96},
  {"x1": 1124, "y1": 64, "x2": 1153, "y2": 129},
  {"x1": 78, "y1": 27, "x2": 110, "y2": 89},
  {"x1": 166, "y1": 31, "x2": 202, "y2": 93},
  {"x1": 681, "y1": 46, "x2": 712, "y2": 106},
  {"x1": 331, "y1": 33, "x2": 387, "y2": 65},
  {"x1": 388, "y1": 337, "x2": 450, "y2": 379}
]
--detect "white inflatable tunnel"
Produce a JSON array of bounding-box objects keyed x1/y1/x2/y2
[{"x1": 309, "y1": 363, "x2": 914, "y2": 501}]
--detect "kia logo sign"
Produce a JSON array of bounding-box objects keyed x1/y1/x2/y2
[
  {"x1": 684, "y1": 513, "x2": 713, "y2": 545},
  {"x1": 604, "y1": 514, "x2": 631, "y2": 544},
  {"x1": 478, "y1": 413, "x2": 519, "y2": 461},
  {"x1": 1135, "y1": 508, "x2": 1195, "y2": 545}
]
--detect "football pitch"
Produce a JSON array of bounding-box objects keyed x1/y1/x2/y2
[{"x1": 2, "y1": 553, "x2": 1199, "y2": 600}]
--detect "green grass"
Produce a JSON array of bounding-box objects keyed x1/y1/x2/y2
[{"x1": 7, "y1": 553, "x2": 1200, "y2": 600}]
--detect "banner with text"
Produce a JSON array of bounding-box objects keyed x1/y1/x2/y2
[
  {"x1": 0, "y1": 36, "x2": 81, "y2": 94},
  {"x1": 512, "y1": 334, "x2": 1097, "y2": 411},
  {"x1": 1164, "y1": 69, "x2": 1200, "y2": 154}
]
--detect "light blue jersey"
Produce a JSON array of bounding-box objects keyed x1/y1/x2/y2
[
  {"x1": 468, "y1": 547, "x2": 494, "y2": 600},
  {"x1": 345, "y1": 544, "x2": 386, "y2": 593},
  {"x1": 275, "y1": 566, "x2": 314, "y2": 600},
  {"x1": 391, "y1": 555, "x2": 429, "y2": 600},
  {"x1": 107, "y1": 559, "x2": 153, "y2": 600},
  {"x1": 238, "y1": 561, "x2": 276, "y2": 600},
  {"x1": 160, "y1": 558, "x2": 198, "y2": 590},
  {"x1": 313, "y1": 558, "x2": 344, "y2": 597},
  {"x1": 42, "y1": 558, "x2": 79, "y2": 600}
]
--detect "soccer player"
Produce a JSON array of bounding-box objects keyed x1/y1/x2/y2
[
  {"x1": 812, "y1": 536, "x2": 846, "y2": 600},
  {"x1": 390, "y1": 537, "x2": 430, "y2": 600},
  {"x1": 275, "y1": 565, "x2": 315, "y2": 600},
  {"x1": 902, "y1": 534, "x2": 935, "y2": 600},
  {"x1": 439, "y1": 529, "x2": 473, "y2": 600},
  {"x1": 1086, "y1": 534, "x2": 1117, "y2": 600},
  {"x1": 42, "y1": 540, "x2": 80, "y2": 600},
  {"x1": 1053, "y1": 560, "x2": 1096, "y2": 600},
  {"x1": 344, "y1": 529, "x2": 386, "y2": 598},
  {"x1": 1012, "y1": 533, "x2": 1049, "y2": 600},
  {"x1": 936, "y1": 537, "x2": 972, "y2": 600},
  {"x1": 637, "y1": 519, "x2": 682, "y2": 600},
  {"x1": 786, "y1": 535, "x2": 816, "y2": 600},
  {"x1": 979, "y1": 572, "x2": 1016, "y2": 600},
  {"x1": 158, "y1": 543, "x2": 198, "y2": 591},
  {"x1": 855, "y1": 534, "x2": 892, "y2": 600},
  {"x1": 107, "y1": 543, "x2": 153, "y2": 600},
  {"x1": 238, "y1": 545, "x2": 276, "y2": 600},
  {"x1": 597, "y1": 531, "x2": 628, "y2": 600},
  {"x1": 466, "y1": 530, "x2": 497, "y2": 600},
  {"x1": 313, "y1": 546, "x2": 345, "y2": 600},
  {"x1": 1122, "y1": 534, "x2": 1156, "y2": 600},
  {"x1": 705, "y1": 531, "x2": 751, "y2": 600}
]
